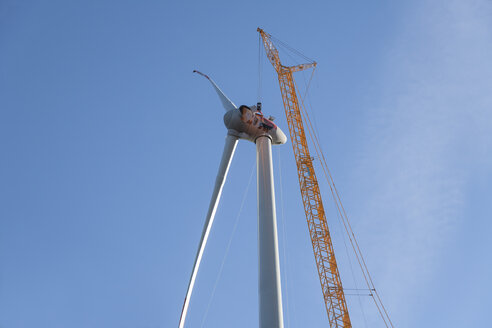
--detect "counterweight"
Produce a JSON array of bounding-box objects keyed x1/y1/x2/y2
[{"x1": 258, "y1": 28, "x2": 351, "y2": 328}]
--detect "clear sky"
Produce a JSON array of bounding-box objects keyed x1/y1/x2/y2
[{"x1": 1, "y1": 0, "x2": 491, "y2": 327}]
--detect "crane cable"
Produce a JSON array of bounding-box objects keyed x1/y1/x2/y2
[
  {"x1": 273, "y1": 35, "x2": 372, "y2": 324},
  {"x1": 269, "y1": 34, "x2": 315, "y2": 64},
  {"x1": 294, "y1": 77, "x2": 394, "y2": 328},
  {"x1": 277, "y1": 147, "x2": 293, "y2": 328},
  {"x1": 200, "y1": 160, "x2": 256, "y2": 327},
  {"x1": 296, "y1": 74, "x2": 369, "y2": 327},
  {"x1": 258, "y1": 34, "x2": 393, "y2": 327},
  {"x1": 258, "y1": 33, "x2": 263, "y2": 104},
  {"x1": 295, "y1": 81, "x2": 388, "y2": 326}
]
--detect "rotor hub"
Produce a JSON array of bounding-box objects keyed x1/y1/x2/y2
[{"x1": 224, "y1": 105, "x2": 287, "y2": 145}]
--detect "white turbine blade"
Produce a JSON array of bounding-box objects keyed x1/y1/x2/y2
[
  {"x1": 193, "y1": 70, "x2": 237, "y2": 111},
  {"x1": 178, "y1": 134, "x2": 239, "y2": 328}
]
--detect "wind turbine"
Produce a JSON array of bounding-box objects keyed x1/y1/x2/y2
[{"x1": 178, "y1": 70, "x2": 287, "y2": 328}]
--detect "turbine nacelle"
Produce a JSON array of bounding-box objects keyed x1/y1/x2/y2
[
  {"x1": 192, "y1": 70, "x2": 287, "y2": 145},
  {"x1": 224, "y1": 105, "x2": 287, "y2": 145}
]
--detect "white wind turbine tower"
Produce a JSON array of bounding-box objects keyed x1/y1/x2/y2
[{"x1": 178, "y1": 70, "x2": 287, "y2": 328}]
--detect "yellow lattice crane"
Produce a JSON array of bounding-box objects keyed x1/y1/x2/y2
[{"x1": 258, "y1": 27, "x2": 352, "y2": 328}]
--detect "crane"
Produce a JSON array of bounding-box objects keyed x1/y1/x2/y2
[{"x1": 258, "y1": 28, "x2": 352, "y2": 328}]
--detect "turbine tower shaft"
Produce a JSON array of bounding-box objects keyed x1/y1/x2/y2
[{"x1": 257, "y1": 135, "x2": 284, "y2": 328}]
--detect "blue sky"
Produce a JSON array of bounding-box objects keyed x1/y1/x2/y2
[{"x1": 1, "y1": 0, "x2": 491, "y2": 327}]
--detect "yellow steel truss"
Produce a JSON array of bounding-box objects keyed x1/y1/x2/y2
[{"x1": 258, "y1": 28, "x2": 351, "y2": 328}]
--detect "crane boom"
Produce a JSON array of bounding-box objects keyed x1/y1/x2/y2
[{"x1": 258, "y1": 28, "x2": 351, "y2": 328}]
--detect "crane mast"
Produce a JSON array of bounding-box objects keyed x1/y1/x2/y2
[{"x1": 258, "y1": 28, "x2": 351, "y2": 328}]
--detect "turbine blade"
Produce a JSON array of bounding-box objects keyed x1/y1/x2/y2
[
  {"x1": 193, "y1": 70, "x2": 237, "y2": 111},
  {"x1": 178, "y1": 134, "x2": 239, "y2": 328}
]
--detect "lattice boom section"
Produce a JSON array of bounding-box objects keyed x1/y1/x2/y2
[{"x1": 277, "y1": 69, "x2": 351, "y2": 328}]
